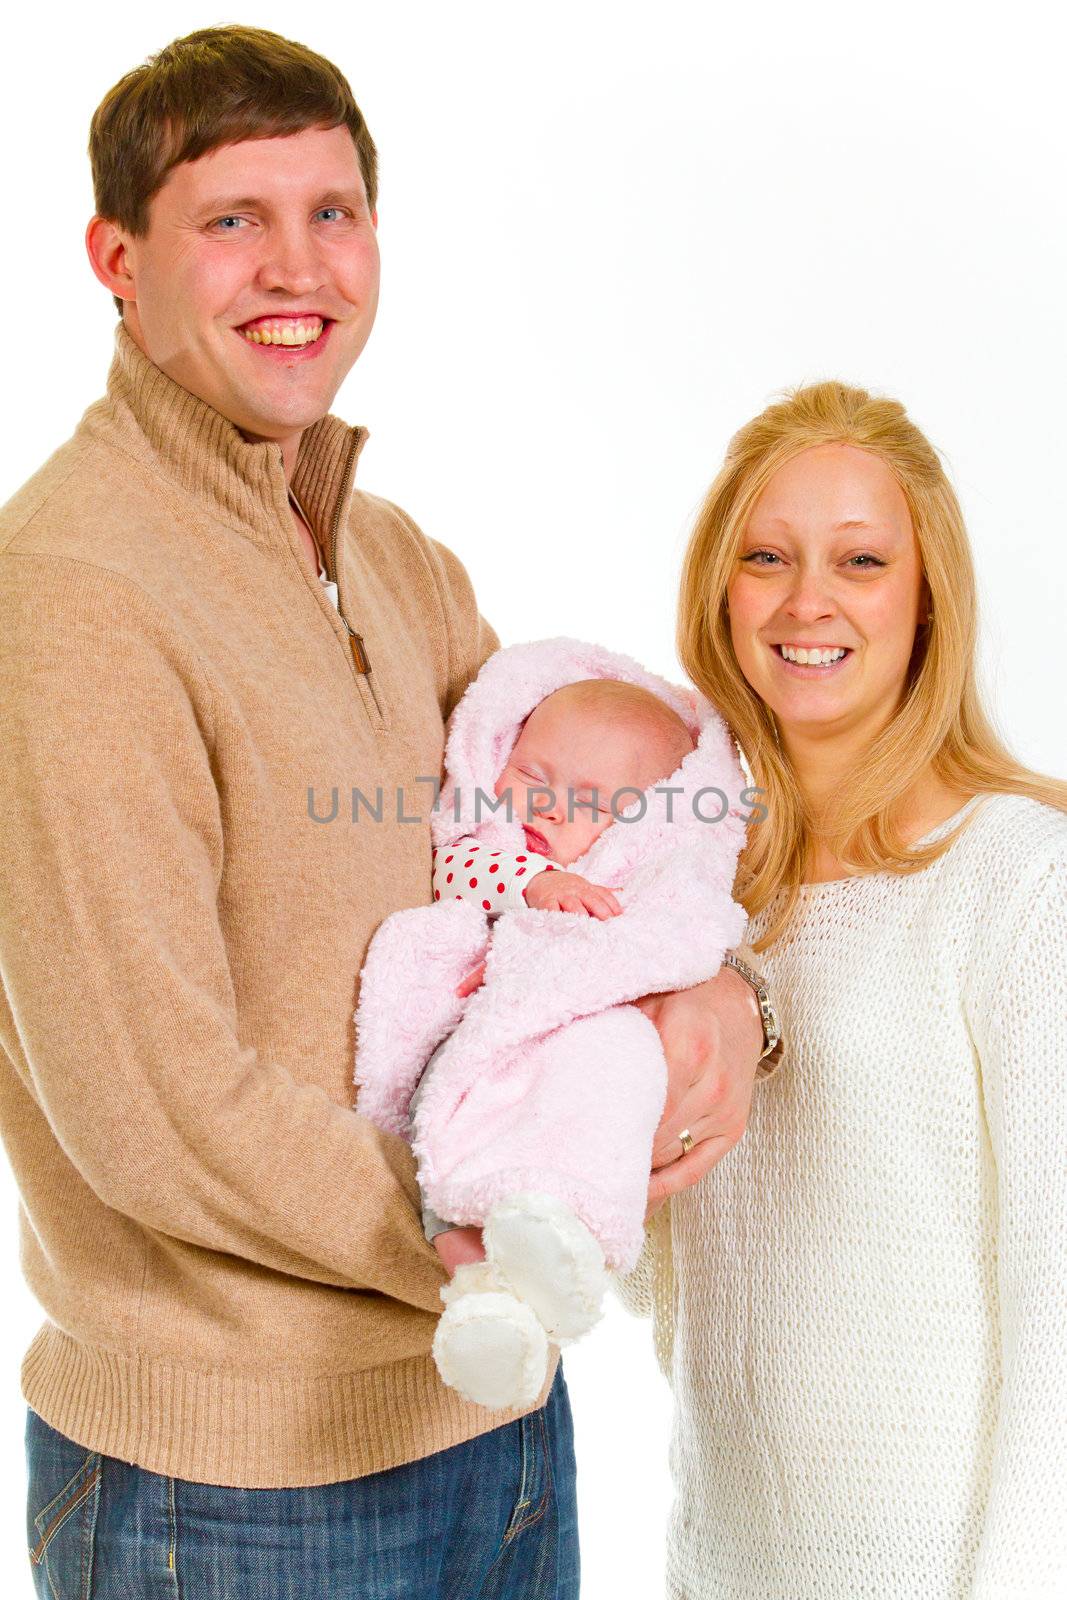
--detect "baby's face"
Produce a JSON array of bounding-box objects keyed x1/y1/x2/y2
[{"x1": 494, "y1": 691, "x2": 672, "y2": 866}]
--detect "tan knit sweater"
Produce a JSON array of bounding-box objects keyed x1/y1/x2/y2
[{"x1": 0, "y1": 322, "x2": 554, "y2": 1487}]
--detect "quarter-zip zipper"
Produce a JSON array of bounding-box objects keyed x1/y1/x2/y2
[
  {"x1": 327, "y1": 431, "x2": 377, "y2": 690},
  {"x1": 291, "y1": 429, "x2": 385, "y2": 726}
]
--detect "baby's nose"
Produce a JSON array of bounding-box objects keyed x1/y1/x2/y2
[{"x1": 531, "y1": 791, "x2": 563, "y2": 821}]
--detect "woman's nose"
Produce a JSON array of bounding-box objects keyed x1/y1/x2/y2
[{"x1": 782, "y1": 571, "x2": 836, "y2": 621}]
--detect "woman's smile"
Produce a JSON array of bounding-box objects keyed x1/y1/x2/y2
[{"x1": 768, "y1": 641, "x2": 854, "y2": 675}]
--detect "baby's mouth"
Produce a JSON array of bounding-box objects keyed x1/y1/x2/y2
[{"x1": 522, "y1": 826, "x2": 552, "y2": 857}]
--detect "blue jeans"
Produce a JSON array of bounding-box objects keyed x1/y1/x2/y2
[{"x1": 25, "y1": 1366, "x2": 579, "y2": 1598}]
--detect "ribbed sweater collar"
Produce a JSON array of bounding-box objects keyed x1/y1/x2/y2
[{"x1": 94, "y1": 320, "x2": 368, "y2": 551}]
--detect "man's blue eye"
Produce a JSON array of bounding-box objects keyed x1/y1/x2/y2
[{"x1": 211, "y1": 210, "x2": 348, "y2": 230}]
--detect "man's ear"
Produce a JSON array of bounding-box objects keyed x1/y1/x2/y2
[
  {"x1": 85, "y1": 215, "x2": 137, "y2": 304},
  {"x1": 371, "y1": 207, "x2": 378, "y2": 230}
]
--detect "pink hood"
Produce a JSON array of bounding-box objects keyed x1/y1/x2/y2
[{"x1": 433, "y1": 634, "x2": 748, "y2": 885}]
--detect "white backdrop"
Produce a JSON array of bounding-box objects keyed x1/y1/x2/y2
[{"x1": 2, "y1": 2, "x2": 1065, "y2": 1594}]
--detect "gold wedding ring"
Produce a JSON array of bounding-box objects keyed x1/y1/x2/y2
[{"x1": 678, "y1": 1128, "x2": 695, "y2": 1155}]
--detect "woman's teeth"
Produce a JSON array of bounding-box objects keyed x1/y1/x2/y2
[
  {"x1": 241, "y1": 318, "x2": 324, "y2": 347},
  {"x1": 777, "y1": 645, "x2": 848, "y2": 666}
]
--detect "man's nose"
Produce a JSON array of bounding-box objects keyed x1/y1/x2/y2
[{"x1": 256, "y1": 222, "x2": 327, "y2": 297}]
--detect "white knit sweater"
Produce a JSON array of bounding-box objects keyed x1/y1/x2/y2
[{"x1": 625, "y1": 792, "x2": 1067, "y2": 1600}]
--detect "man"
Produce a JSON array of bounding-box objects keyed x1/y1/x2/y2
[{"x1": 0, "y1": 25, "x2": 779, "y2": 1596}]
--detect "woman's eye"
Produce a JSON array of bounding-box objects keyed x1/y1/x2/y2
[{"x1": 740, "y1": 550, "x2": 885, "y2": 569}]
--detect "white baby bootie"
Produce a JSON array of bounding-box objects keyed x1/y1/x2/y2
[
  {"x1": 432, "y1": 1261, "x2": 549, "y2": 1411},
  {"x1": 484, "y1": 1193, "x2": 608, "y2": 1343}
]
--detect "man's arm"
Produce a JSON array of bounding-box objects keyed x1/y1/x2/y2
[
  {"x1": 415, "y1": 530, "x2": 500, "y2": 718},
  {"x1": 0, "y1": 558, "x2": 446, "y2": 1312},
  {"x1": 636, "y1": 944, "x2": 785, "y2": 1215}
]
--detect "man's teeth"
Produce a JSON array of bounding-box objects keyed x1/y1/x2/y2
[
  {"x1": 241, "y1": 318, "x2": 324, "y2": 347},
  {"x1": 778, "y1": 645, "x2": 848, "y2": 665}
]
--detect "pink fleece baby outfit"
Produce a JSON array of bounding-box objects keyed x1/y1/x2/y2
[{"x1": 353, "y1": 636, "x2": 750, "y2": 1274}]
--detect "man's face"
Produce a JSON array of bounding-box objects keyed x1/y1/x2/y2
[{"x1": 117, "y1": 125, "x2": 380, "y2": 443}]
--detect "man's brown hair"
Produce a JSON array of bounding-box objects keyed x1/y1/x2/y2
[{"x1": 89, "y1": 25, "x2": 378, "y2": 314}]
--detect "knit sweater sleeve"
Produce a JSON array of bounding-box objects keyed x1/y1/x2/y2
[
  {"x1": 0, "y1": 559, "x2": 445, "y2": 1311},
  {"x1": 431, "y1": 841, "x2": 557, "y2": 913},
  {"x1": 379, "y1": 499, "x2": 501, "y2": 720},
  {"x1": 966, "y1": 842, "x2": 1067, "y2": 1598},
  {"x1": 427, "y1": 535, "x2": 499, "y2": 719}
]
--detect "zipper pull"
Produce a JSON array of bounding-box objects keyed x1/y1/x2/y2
[{"x1": 344, "y1": 623, "x2": 372, "y2": 675}]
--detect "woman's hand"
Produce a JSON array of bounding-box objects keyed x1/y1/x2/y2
[{"x1": 634, "y1": 963, "x2": 763, "y2": 1217}]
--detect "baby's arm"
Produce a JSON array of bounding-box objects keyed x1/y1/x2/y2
[
  {"x1": 433, "y1": 841, "x2": 621, "y2": 920},
  {"x1": 432, "y1": 839, "x2": 557, "y2": 912}
]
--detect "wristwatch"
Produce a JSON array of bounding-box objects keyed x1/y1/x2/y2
[{"x1": 721, "y1": 949, "x2": 784, "y2": 1078}]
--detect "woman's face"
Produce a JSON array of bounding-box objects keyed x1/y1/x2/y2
[{"x1": 725, "y1": 442, "x2": 928, "y2": 747}]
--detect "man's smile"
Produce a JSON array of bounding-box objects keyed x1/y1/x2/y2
[{"x1": 234, "y1": 312, "x2": 334, "y2": 356}]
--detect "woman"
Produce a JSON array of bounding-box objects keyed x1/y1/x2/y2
[{"x1": 632, "y1": 382, "x2": 1067, "y2": 1598}]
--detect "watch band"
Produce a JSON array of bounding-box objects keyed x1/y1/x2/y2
[{"x1": 721, "y1": 949, "x2": 784, "y2": 1077}]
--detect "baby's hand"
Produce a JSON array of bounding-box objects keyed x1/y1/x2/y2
[{"x1": 524, "y1": 870, "x2": 622, "y2": 919}]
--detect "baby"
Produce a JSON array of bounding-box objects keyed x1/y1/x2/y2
[
  {"x1": 354, "y1": 636, "x2": 748, "y2": 1411},
  {"x1": 421, "y1": 677, "x2": 696, "y2": 1276}
]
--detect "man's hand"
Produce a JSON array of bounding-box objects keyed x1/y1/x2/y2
[
  {"x1": 433, "y1": 1226, "x2": 486, "y2": 1274},
  {"x1": 524, "y1": 870, "x2": 621, "y2": 919},
  {"x1": 634, "y1": 962, "x2": 763, "y2": 1218}
]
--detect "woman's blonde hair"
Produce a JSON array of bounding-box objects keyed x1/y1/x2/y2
[{"x1": 678, "y1": 381, "x2": 1067, "y2": 953}]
